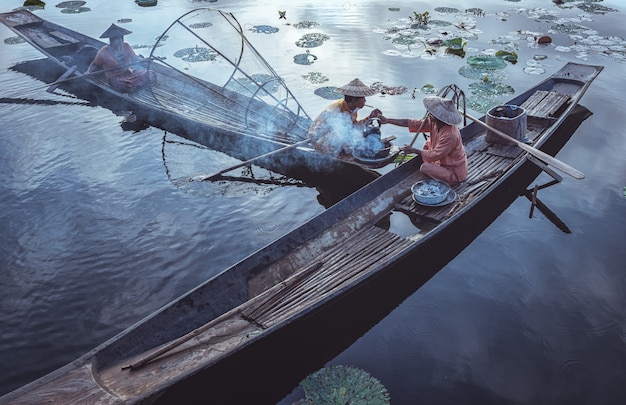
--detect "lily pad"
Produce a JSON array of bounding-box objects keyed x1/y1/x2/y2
[
  {"x1": 576, "y1": 3, "x2": 618, "y2": 14},
  {"x1": 496, "y1": 50, "x2": 518, "y2": 64},
  {"x1": 467, "y1": 54, "x2": 507, "y2": 70},
  {"x1": 249, "y1": 25, "x2": 279, "y2": 34},
  {"x1": 4, "y1": 36, "x2": 26, "y2": 45},
  {"x1": 60, "y1": 6, "x2": 90, "y2": 13},
  {"x1": 55, "y1": 1, "x2": 85, "y2": 7},
  {"x1": 295, "y1": 33, "x2": 330, "y2": 48},
  {"x1": 189, "y1": 22, "x2": 213, "y2": 29},
  {"x1": 173, "y1": 46, "x2": 217, "y2": 62},
  {"x1": 293, "y1": 21, "x2": 320, "y2": 29},
  {"x1": 298, "y1": 365, "x2": 390, "y2": 405},
  {"x1": 314, "y1": 86, "x2": 343, "y2": 100},
  {"x1": 294, "y1": 52, "x2": 318, "y2": 65}
]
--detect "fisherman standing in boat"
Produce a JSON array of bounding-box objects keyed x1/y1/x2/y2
[
  {"x1": 378, "y1": 96, "x2": 468, "y2": 185},
  {"x1": 86, "y1": 24, "x2": 150, "y2": 94},
  {"x1": 308, "y1": 78, "x2": 381, "y2": 155}
]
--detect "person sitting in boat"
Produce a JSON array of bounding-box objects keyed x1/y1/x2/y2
[
  {"x1": 308, "y1": 78, "x2": 381, "y2": 155},
  {"x1": 86, "y1": 24, "x2": 151, "y2": 94},
  {"x1": 378, "y1": 96, "x2": 468, "y2": 185}
]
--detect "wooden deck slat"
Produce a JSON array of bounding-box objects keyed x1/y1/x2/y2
[
  {"x1": 26, "y1": 27, "x2": 63, "y2": 48},
  {"x1": 521, "y1": 90, "x2": 570, "y2": 118},
  {"x1": 241, "y1": 226, "x2": 413, "y2": 328}
]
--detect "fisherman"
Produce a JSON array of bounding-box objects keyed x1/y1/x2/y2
[
  {"x1": 378, "y1": 96, "x2": 468, "y2": 184},
  {"x1": 308, "y1": 78, "x2": 381, "y2": 155},
  {"x1": 86, "y1": 24, "x2": 151, "y2": 94}
]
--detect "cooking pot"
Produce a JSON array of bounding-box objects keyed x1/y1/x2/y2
[{"x1": 363, "y1": 117, "x2": 382, "y2": 138}]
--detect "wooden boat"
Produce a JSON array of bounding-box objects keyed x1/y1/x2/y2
[
  {"x1": 0, "y1": 53, "x2": 602, "y2": 403},
  {"x1": 0, "y1": 8, "x2": 385, "y2": 195}
]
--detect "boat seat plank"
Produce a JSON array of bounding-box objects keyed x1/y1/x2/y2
[
  {"x1": 25, "y1": 27, "x2": 64, "y2": 48},
  {"x1": 520, "y1": 90, "x2": 570, "y2": 119},
  {"x1": 50, "y1": 30, "x2": 79, "y2": 44},
  {"x1": 243, "y1": 226, "x2": 413, "y2": 328}
]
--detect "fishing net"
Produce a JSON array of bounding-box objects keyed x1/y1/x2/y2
[{"x1": 146, "y1": 8, "x2": 311, "y2": 142}]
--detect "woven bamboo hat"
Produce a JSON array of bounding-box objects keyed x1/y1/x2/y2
[
  {"x1": 335, "y1": 78, "x2": 378, "y2": 97},
  {"x1": 423, "y1": 96, "x2": 462, "y2": 125},
  {"x1": 100, "y1": 24, "x2": 132, "y2": 39}
]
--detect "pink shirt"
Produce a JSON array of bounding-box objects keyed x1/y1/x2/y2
[
  {"x1": 408, "y1": 118, "x2": 468, "y2": 182},
  {"x1": 91, "y1": 43, "x2": 138, "y2": 79}
]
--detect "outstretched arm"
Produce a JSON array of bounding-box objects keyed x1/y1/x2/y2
[{"x1": 378, "y1": 115, "x2": 409, "y2": 127}]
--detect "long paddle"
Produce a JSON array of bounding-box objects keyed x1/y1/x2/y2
[
  {"x1": 191, "y1": 138, "x2": 312, "y2": 182},
  {"x1": 41, "y1": 58, "x2": 151, "y2": 91},
  {"x1": 463, "y1": 112, "x2": 585, "y2": 180}
]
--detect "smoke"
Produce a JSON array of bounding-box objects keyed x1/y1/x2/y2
[
  {"x1": 310, "y1": 111, "x2": 376, "y2": 157},
  {"x1": 353, "y1": 134, "x2": 385, "y2": 158}
]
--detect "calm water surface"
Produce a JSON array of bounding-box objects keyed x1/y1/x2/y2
[{"x1": 1, "y1": 0, "x2": 625, "y2": 403}]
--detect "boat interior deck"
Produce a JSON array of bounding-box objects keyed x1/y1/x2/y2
[{"x1": 395, "y1": 89, "x2": 571, "y2": 225}]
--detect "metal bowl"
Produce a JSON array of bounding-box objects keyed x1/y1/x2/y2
[{"x1": 411, "y1": 179, "x2": 451, "y2": 205}]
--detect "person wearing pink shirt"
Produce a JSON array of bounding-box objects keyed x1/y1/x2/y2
[
  {"x1": 378, "y1": 96, "x2": 468, "y2": 184},
  {"x1": 87, "y1": 24, "x2": 150, "y2": 94}
]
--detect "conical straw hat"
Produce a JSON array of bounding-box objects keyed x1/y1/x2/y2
[
  {"x1": 335, "y1": 78, "x2": 378, "y2": 97},
  {"x1": 100, "y1": 24, "x2": 132, "y2": 39},
  {"x1": 423, "y1": 96, "x2": 462, "y2": 125}
]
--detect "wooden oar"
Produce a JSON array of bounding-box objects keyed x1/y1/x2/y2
[
  {"x1": 463, "y1": 112, "x2": 585, "y2": 180},
  {"x1": 191, "y1": 138, "x2": 312, "y2": 182},
  {"x1": 41, "y1": 58, "x2": 151, "y2": 91},
  {"x1": 45, "y1": 65, "x2": 78, "y2": 93}
]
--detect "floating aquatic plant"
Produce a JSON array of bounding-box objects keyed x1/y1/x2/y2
[
  {"x1": 421, "y1": 84, "x2": 437, "y2": 94},
  {"x1": 443, "y1": 37, "x2": 466, "y2": 50},
  {"x1": 173, "y1": 46, "x2": 217, "y2": 62},
  {"x1": 370, "y1": 82, "x2": 407, "y2": 96},
  {"x1": 465, "y1": 8, "x2": 484, "y2": 17},
  {"x1": 55, "y1": 1, "x2": 85, "y2": 7},
  {"x1": 495, "y1": 50, "x2": 518, "y2": 64},
  {"x1": 295, "y1": 33, "x2": 330, "y2": 48},
  {"x1": 576, "y1": 3, "x2": 618, "y2": 15},
  {"x1": 429, "y1": 19, "x2": 454, "y2": 27},
  {"x1": 249, "y1": 25, "x2": 279, "y2": 34},
  {"x1": 226, "y1": 74, "x2": 280, "y2": 95},
  {"x1": 189, "y1": 22, "x2": 213, "y2": 29},
  {"x1": 458, "y1": 65, "x2": 506, "y2": 81},
  {"x1": 302, "y1": 72, "x2": 328, "y2": 85},
  {"x1": 468, "y1": 80, "x2": 515, "y2": 98},
  {"x1": 434, "y1": 7, "x2": 460, "y2": 14},
  {"x1": 23, "y1": 0, "x2": 45, "y2": 7},
  {"x1": 314, "y1": 86, "x2": 343, "y2": 100},
  {"x1": 392, "y1": 34, "x2": 417, "y2": 46},
  {"x1": 293, "y1": 50, "x2": 318, "y2": 65},
  {"x1": 293, "y1": 21, "x2": 319, "y2": 29},
  {"x1": 3, "y1": 36, "x2": 26, "y2": 45},
  {"x1": 60, "y1": 6, "x2": 90, "y2": 13},
  {"x1": 467, "y1": 54, "x2": 507, "y2": 70},
  {"x1": 297, "y1": 365, "x2": 390, "y2": 405},
  {"x1": 409, "y1": 11, "x2": 430, "y2": 27}
]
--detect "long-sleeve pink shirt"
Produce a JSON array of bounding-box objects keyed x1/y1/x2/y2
[{"x1": 408, "y1": 118, "x2": 468, "y2": 182}]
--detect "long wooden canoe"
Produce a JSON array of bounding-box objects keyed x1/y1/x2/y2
[
  {"x1": 0, "y1": 54, "x2": 602, "y2": 402},
  {"x1": 0, "y1": 8, "x2": 382, "y2": 195}
]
